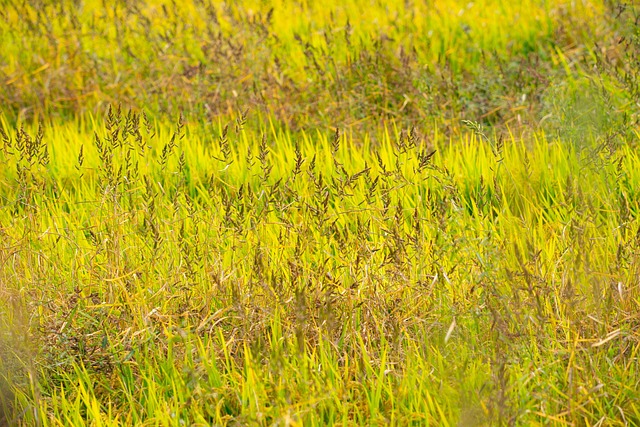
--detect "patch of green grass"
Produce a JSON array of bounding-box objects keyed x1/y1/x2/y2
[
  {"x1": 1, "y1": 0, "x2": 640, "y2": 425},
  {"x1": 0, "y1": 0, "x2": 626, "y2": 134},
  {"x1": 0, "y1": 109, "x2": 639, "y2": 425}
]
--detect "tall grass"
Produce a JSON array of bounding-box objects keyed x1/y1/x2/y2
[
  {"x1": 0, "y1": 0, "x2": 618, "y2": 133},
  {"x1": 1, "y1": 0, "x2": 640, "y2": 425},
  {"x1": 0, "y1": 109, "x2": 639, "y2": 425}
]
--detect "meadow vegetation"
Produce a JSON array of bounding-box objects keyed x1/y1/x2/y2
[{"x1": 0, "y1": 0, "x2": 639, "y2": 425}]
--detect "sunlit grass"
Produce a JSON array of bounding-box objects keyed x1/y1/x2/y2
[
  {"x1": 0, "y1": 110, "x2": 639, "y2": 425},
  {"x1": 0, "y1": 0, "x2": 613, "y2": 130},
  {"x1": 1, "y1": 0, "x2": 640, "y2": 425}
]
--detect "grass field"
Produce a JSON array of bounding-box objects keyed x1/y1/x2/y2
[{"x1": 1, "y1": 0, "x2": 640, "y2": 425}]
